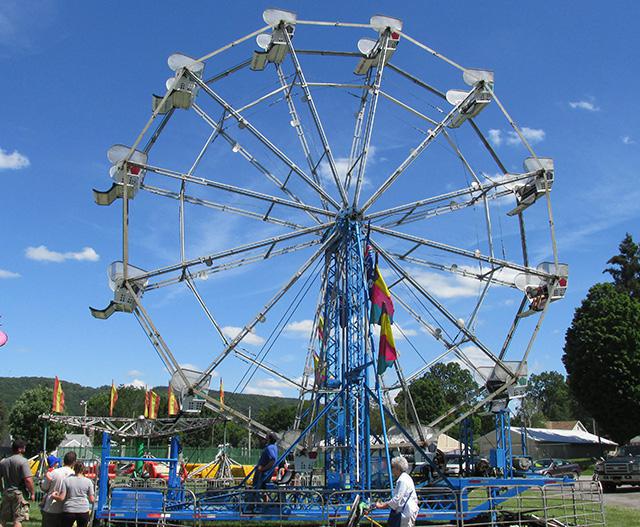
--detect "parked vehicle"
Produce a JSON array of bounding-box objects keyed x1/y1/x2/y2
[
  {"x1": 593, "y1": 445, "x2": 640, "y2": 492},
  {"x1": 533, "y1": 458, "x2": 581, "y2": 478}
]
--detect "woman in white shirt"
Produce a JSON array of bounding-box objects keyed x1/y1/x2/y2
[{"x1": 374, "y1": 456, "x2": 419, "y2": 527}]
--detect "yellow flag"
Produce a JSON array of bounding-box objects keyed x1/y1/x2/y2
[{"x1": 52, "y1": 376, "x2": 65, "y2": 413}]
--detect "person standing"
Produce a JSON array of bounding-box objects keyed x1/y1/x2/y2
[
  {"x1": 41, "y1": 452, "x2": 76, "y2": 527},
  {"x1": 0, "y1": 440, "x2": 35, "y2": 527},
  {"x1": 374, "y1": 456, "x2": 419, "y2": 527},
  {"x1": 252, "y1": 432, "x2": 278, "y2": 490},
  {"x1": 51, "y1": 462, "x2": 94, "y2": 527}
]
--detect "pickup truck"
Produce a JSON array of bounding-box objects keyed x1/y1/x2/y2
[{"x1": 593, "y1": 445, "x2": 640, "y2": 492}]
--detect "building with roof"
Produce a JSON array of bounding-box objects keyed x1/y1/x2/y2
[
  {"x1": 476, "y1": 426, "x2": 617, "y2": 459},
  {"x1": 544, "y1": 420, "x2": 588, "y2": 433},
  {"x1": 56, "y1": 433, "x2": 93, "y2": 449}
]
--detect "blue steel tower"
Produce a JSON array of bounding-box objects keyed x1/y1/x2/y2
[{"x1": 321, "y1": 217, "x2": 372, "y2": 490}]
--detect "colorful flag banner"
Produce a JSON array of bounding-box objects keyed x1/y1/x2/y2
[
  {"x1": 313, "y1": 351, "x2": 326, "y2": 385},
  {"x1": 167, "y1": 385, "x2": 179, "y2": 416},
  {"x1": 314, "y1": 316, "x2": 327, "y2": 385},
  {"x1": 377, "y1": 309, "x2": 397, "y2": 375},
  {"x1": 109, "y1": 381, "x2": 118, "y2": 417},
  {"x1": 52, "y1": 376, "x2": 65, "y2": 414},
  {"x1": 144, "y1": 390, "x2": 160, "y2": 420},
  {"x1": 364, "y1": 245, "x2": 375, "y2": 289},
  {"x1": 316, "y1": 316, "x2": 325, "y2": 345},
  {"x1": 219, "y1": 378, "x2": 225, "y2": 410},
  {"x1": 370, "y1": 265, "x2": 394, "y2": 325}
]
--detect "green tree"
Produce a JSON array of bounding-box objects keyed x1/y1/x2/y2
[
  {"x1": 9, "y1": 386, "x2": 67, "y2": 456},
  {"x1": 562, "y1": 283, "x2": 640, "y2": 444},
  {"x1": 257, "y1": 404, "x2": 297, "y2": 432},
  {"x1": 603, "y1": 233, "x2": 640, "y2": 299},
  {"x1": 395, "y1": 362, "x2": 479, "y2": 436},
  {"x1": 514, "y1": 371, "x2": 591, "y2": 428},
  {"x1": 0, "y1": 399, "x2": 6, "y2": 437}
]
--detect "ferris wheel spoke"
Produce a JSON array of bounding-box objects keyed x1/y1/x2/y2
[
  {"x1": 365, "y1": 171, "x2": 535, "y2": 224},
  {"x1": 387, "y1": 63, "x2": 446, "y2": 99},
  {"x1": 142, "y1": 184, "x2": 304, "y2": 230},
  {"x1": 203, "y1": 59, "x2": 251, "y2": 85},
  {"x1": 352, "y1": 32, "x2": 392, "y2": 208},
  {"x1": 184, "y1": 275, "x2": 305, "y2": 390},
  {"x1": 133, "y1": 221, "x2": 333, "y2": 283},
  {"x1": 192, "y1": 103, "x2": 325, "y2": 225},
  {"x1": 371, "y1": 224, "x2": 551, "y2": 279},
  {"x1": 397, "y1": 30, "x2": 467, "y2": 72},
  {"x1": 390, "y1": 293, "x2": 489, "y2": 384},
  {"x1": 378, "y1": 90, "x2": 439, "y2": 125},
  {"x1": 392, "y1": 253, "x2": 515, "y2": 289},
  {"x1": 344, "y1": 70, "x2": 373, "y2": 195},
  {"x1": 379, "y1": 188, "x2": 509, "y2": 229},
  {"x1": 144, "y1": 239, "x2": 321, "y2": 291},
  {"x1": 282, "y1": 30, "x2": 349, "y2": 206},
  {"x1": 126, "y1": 284, "x2": 192, "y2": 391},
  {"x1": 140, "y1": 161, "x2": 334, "y2": 218},
  {"x1": 360, "y1": 84, "x2": 485, "y2": 214},
  {"x1": 189, "y1": 72, "x2": 341, "y2": 210},
  {"x1": 275, "y1": 65, "x2": 330, "y2": 211},
  {"x1": 371, "y1": 239, "x2": 513, "y2": 378},
  {"x1": 195, "y1": 231, "x2": 338, "y2": 386}
]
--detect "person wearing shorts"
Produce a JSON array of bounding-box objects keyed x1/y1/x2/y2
[
  {"x1": 51, "y1": 463, "x2": 94, "y2": 527},
  {"x1": 0, "y1": 440, "x2": 34, "y2": 527}
]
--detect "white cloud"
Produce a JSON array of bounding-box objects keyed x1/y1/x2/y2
[
  {"x1": 221, "y1": 326, "x2": 265, "y2": 346},
  {"x1": 0, "y1": 269, "x2": 20, "y2": 279},
  {"x1": 489, "y1": 128, "x2": 545, "y2": 147},
  {"x1": 569, "y1": 100, "x2": 599, "y2": 112},
  {"x1": 487, "y1": 129, "x2": 502, "y2": 147},
  {"x1": 506, "y1": 127, "x2": 545, "y2": 146},
  {"x1": 0, "y1": 147, "x2": 30, "y2": 170},
  {"x1": 284, "y1": 319, "x2": 314, "y2": 337},
  {"x1": 622, "y1": 136, "x2": 635, "y2": 145},
  {"x1": 127, "y1": 369, "x2": 143, "y2": 377},
  {"x1": 244, "y1": 376, "x2": 300, "y2": 397},
  {"x1": 25, "y1": 245, "x2": 99, "y2": 263},
  {"x1": 371, "y1": 323, "x2": 417, "y2": 340},
  {"x1": 126, "y1": 379, "x2": 146, "y2": 389},
  {"x1": 245, "y1": 386, "x2": 284, "y2": 397},
  {"x1": 319, "y1": 146, "x2": 377, "y2": 188},
  {"x1": 411, "y1": 268, "x2": 481, "y2": 299},
  {"x1": 448, "y1": 345, "x2": 496, "y2": 381}
]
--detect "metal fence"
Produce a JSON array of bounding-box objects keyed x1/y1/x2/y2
[{"x1": 94, "y1": 479, "x2": 605, "y2": 527}]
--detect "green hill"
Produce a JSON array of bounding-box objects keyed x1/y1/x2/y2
[{"x1": 0, "y1": 376, "x2": 296, "y2": 418}]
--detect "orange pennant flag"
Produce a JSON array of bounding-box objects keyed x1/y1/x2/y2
[
  {"x1": 168, "y1": 385, "x2": 179, "y2": 416},
  {"x1": 144, "y1": 389, "x2": 160, "y2": 420},
  {"x1": 219, "y1": 378, "x2": 224, "y2": 410},
  {"x1": 52, "y1": 376, "x2": 65, "y2": 414},
  {"x1": 109, "y1": 381, "x2": 118, "y2": 417}
]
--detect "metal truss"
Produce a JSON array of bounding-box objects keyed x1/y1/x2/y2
[{"x1": 40, "y1": 414, "x2": 218, "y2": 439}]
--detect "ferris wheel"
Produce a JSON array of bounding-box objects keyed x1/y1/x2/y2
[{"x1": 91, "y1": 8, "x2": 567, "y2": 489}]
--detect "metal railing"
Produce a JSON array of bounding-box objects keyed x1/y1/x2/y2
[
  {"x1": 96, "y1": 480, "x2": 605, "y2": 526},
  {"x1": 459, "y1": 480, "x2": 605, "y2": 527}
]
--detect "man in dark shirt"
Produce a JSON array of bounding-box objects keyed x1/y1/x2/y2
[
  {"x1": 0, "y1": 440, "x2": 34, "y2": 527},
  {"x1": 252, "y1": 433, "x2": 278, "y2": 490}
]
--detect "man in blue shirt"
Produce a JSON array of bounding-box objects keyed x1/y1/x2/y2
[{"x1": 252, "y1": 433, "x2": 278, "y2": 490}]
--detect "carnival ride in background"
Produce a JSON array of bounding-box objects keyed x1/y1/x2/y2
[{"x1": 79, "y1": 7, "x2": 593, "y2": 525}]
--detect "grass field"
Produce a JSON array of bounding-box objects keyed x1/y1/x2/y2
[{"x1": 23, "y1": 499, "x2": 639, "y2": 526}]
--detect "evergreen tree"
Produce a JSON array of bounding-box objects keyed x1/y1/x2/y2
[{"x1": 603, "y1": 233, "x2": 640, "y2": 299}]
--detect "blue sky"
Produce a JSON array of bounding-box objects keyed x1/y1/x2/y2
[{"x1": 1, "y1": 1, "x2": 638, "y2": 410}]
